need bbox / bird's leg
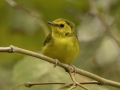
[53,59,60,68]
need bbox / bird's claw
[53,59,60,68]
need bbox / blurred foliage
[0,0,120,90]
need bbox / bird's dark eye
[60,24,64,28]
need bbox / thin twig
[89,0,120,47]
[11,81,98,90]
[88,1,120,88]
[24,81,99,87]
[10,84,24,90]
[0,45,120,88]
[68,71,90,90]
[68,85,76,90]
[5,0,49,36]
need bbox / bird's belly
[43,38,79,64]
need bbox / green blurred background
[0,0,120,90]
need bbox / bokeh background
[0,0,120,90]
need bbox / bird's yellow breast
[42,36,79,64]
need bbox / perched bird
[42,18,79,64]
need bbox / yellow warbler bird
[42,18,79,64]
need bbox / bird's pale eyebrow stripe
[65,21,74,29]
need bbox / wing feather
[43,33,52,46]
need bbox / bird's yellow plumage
[42,18,79,64]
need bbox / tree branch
[10,81,99,90]
[89,0,120,47]
[88,1,120,88]
[5,0,49,36]
[24,81,99,87]
[0,45,120,88]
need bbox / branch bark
[0,45,120,88]
[24,81,99,87]
[10,81,99,90]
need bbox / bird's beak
[47,21,57,26]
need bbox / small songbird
[42,18,79,64]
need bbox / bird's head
[47,18,75,37]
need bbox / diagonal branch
[89,0,120,47]
[0,45,120,88]
[68,71,90,90]
[5,0,49,36]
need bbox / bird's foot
[53,59,60,68]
